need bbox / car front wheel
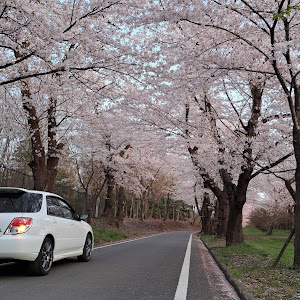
[78,234,92,262]
[28,237,53,276]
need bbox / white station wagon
[0,187,93,275]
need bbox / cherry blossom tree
[173,0,300,265]
[0,0,145,191]
[2,1,299,266]
[123,1,295,246]
[139,0,300,263]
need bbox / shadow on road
[0,258,79,277]
[0,262,28,276]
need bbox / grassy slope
[202,228,300,299]
[92,225,129,243]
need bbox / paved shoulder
[190,234,240,300]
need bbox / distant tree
[249,206,294,233]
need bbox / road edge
[94,232,166,248]
[199,236,255,300]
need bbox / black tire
[78,233,92,262]
[28,237,53,276]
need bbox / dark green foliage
[273,5,299,20]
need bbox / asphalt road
[0,231,240,300]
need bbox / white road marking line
[174,234,193,300]
[93,233,165,250]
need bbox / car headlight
[5,218,33,235]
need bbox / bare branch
[63,1,122,33]
[0,52,35,70]
[251,151,294,179]
[181,18,270,60]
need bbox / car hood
[0,213,24,237]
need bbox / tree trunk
[136,200,139,219]
[225,169,251,245]
[116,185,125,223]
[102,172,114,217]
[22,84,63,192]
[86,193,93,224]
[158,204,162,219]
[293,128,300,265]
[193,189,202,219]
[216,193,229,238]
[144,194,149,219]
[149,200,154,218]
[164,194,170,221]
[91,178,107,218]
[140,193,145,221]
[226,199,244,245]
[267,224,274,236]
[225,84,263,245]
[114,187,117,217]
[172,203,175,221]
[201,193,212,235]
[82,191,88,214]
[130,197,134,218]
[95,197,101,218]
[124,197,128,218]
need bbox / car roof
[0,187,63,199]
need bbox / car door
[46,196,72,256]
[56,199,86,253]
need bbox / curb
[200,237,255,300]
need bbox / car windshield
[0,192,43,213]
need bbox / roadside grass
[92,226,128,243]
[201,227,300,300]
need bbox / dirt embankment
[93,217,200,236]
[120,218,200,235]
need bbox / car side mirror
[79,214,88,220]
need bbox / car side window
[58,199,75,220]
[46,197,64,218]
[47,196,79,221]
